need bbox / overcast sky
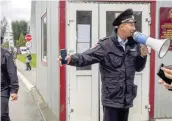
[1,0,31,31]
[1,0,31,21]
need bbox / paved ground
[14,60,172,121]
[16,60,36,86]
[8,60,43,121]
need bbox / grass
[17,54,36,68]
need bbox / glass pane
[77,42,91,70]
[77,24,91,42]
[41,14,47,60]
[106,11,118,37]
[77,11,92,24]
[133,11,142,32]
[76,11,92,70]
[77,43,90,53]
[106,11,142,36]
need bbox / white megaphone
[133,31,171,58]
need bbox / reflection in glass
[41,13,47,60]
[77,43,90,53]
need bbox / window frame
[76,10,92,70]
[41,12,48,62]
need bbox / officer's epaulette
[1,48,11,57]
[99,37,109,42]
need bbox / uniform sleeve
[135,44,147,72]
[68,43,106,67]
[5,53,19,94]
[135,56,147,72]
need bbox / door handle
[68,20,74,25]
[70,109,74,113]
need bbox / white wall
[30,1,36,53]
[154,1,172,118]
[33,1,60,118]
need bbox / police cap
[112,9,136,27]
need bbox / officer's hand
[161,67,172,79]
[58,55,71,66]
[140,45,149,57]
[159,80,172,89]
[11,93,18,101]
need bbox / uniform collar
[117,36,128,45]
[111,30,137,46]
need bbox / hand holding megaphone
[140,45,149,57]
[133,31,171,58]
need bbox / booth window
[41,13,47,61]
[76,11,92,70]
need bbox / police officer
[1,36,19,121]
[59,9,149,121]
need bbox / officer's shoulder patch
[3,49,10,55]
[99,37,109,42]
[91,43,98,49]
[1,48,9,55]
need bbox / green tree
[1,41,9,48]
[11,20,28,45]
[11,20,19,44]
[16,33,26,48]
[19,20,28,35]
[0,16,8,37]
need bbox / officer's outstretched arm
[6,53,19,94]
[68,43,106,67]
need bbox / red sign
[25,34,32,41]
[159,7,172,50]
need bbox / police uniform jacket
[68,33,147,108]
[1,48,19,97]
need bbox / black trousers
[103,106,129,121]
[26,62,31,70]
[1,97,11,121]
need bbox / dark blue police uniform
[1,37,19,121]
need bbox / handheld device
[157,63,172,85]
[60,49,67,65]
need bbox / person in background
[25,49,32,70]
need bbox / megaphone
[133,31,171,58]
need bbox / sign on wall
[159,7,172,50]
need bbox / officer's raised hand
[58,55,71,66]
[140,45,149,57]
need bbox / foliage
[11,20,28,45]
[1,41,9,48]
[0,16,8,37]
[16,33,26,48]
